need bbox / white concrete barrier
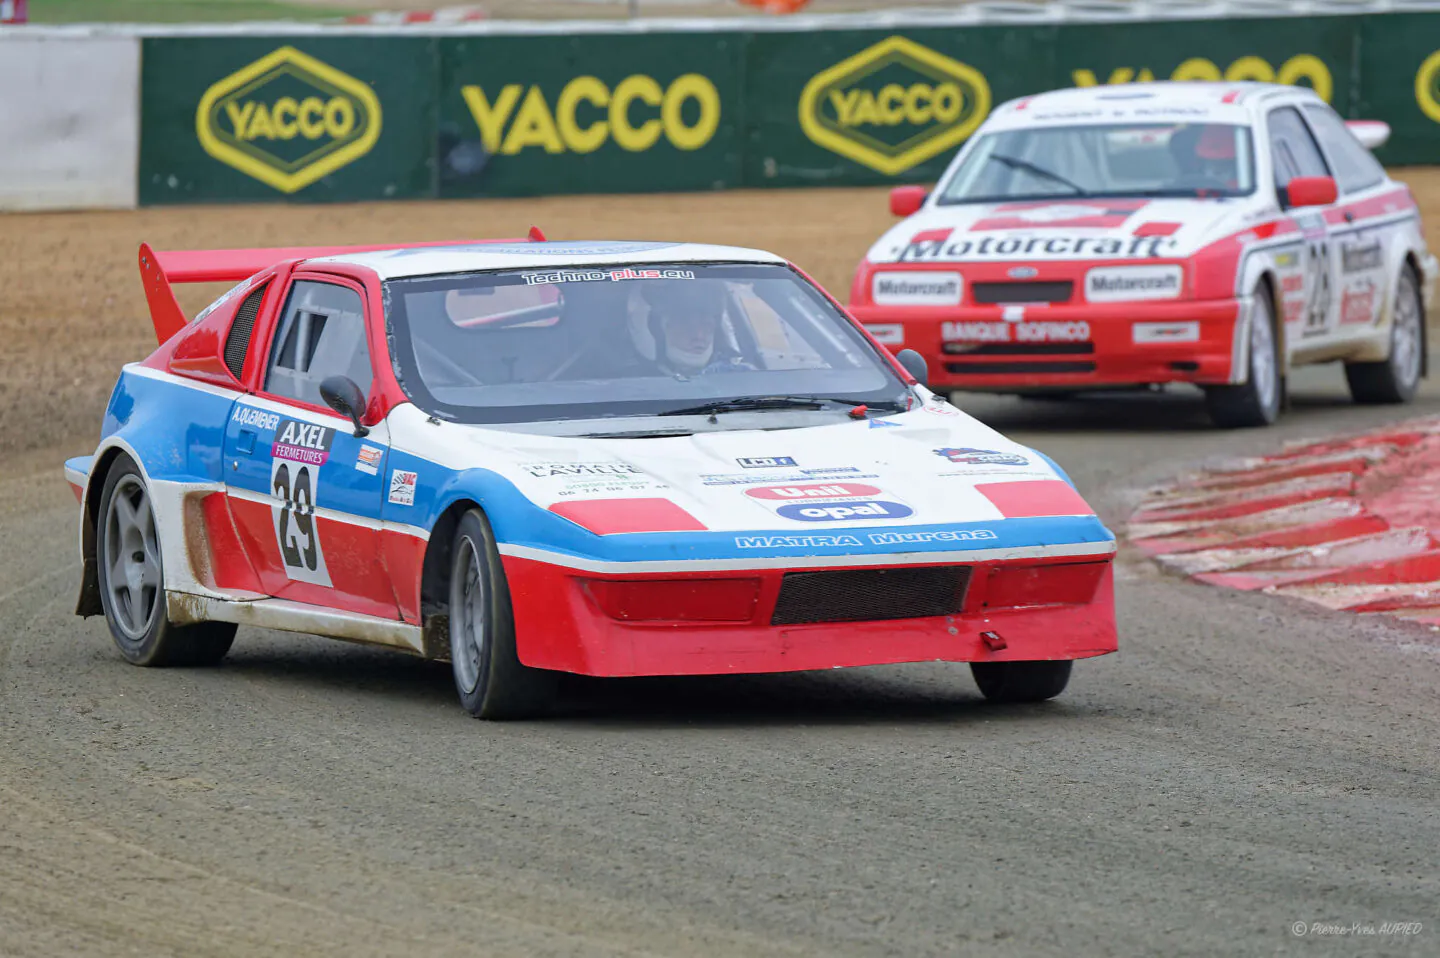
[0,34,140,210]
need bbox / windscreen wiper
[656,396,906,418]
[986,153,1087,195]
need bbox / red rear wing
[138,228,547,344]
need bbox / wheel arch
[417,497,483,656]
[1403,250,1429,378]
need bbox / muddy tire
[971,660,1073,703]
[447,508,556,719]
[96,455,235,667]
[1204,290,1282,428]
[1346,265,1424,405]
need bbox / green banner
[436,33,744,197]
[742,26,1055,188]
[1357,14,1440,166]
[139,36,435,204]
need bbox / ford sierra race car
[65,236,1116,718]
[849,81,1438,428]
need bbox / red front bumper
[851,298,1242,390]
[503,554,1117,677]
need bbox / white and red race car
[848,81,1438,427]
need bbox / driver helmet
[1170,124,1236,176]
[627,281,728,374]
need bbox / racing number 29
[274,462,318,572]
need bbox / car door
[1301,103,1394,333]
[1266,105,1341,343]
[222,274,399,620]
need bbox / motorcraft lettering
[233,406,280,431]
[1084,265,1183,302]
[522,267,695,286]
[271,418,335,465]
[935,447,1029,466]
[871,271,963,306]
[943,320,1091,344]
[898,230,1171,262]
[777,500,914,522]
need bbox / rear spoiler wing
[138,227,547,344]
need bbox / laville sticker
[798,36,991,176]
[195,46,382,194]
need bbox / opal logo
[798,36,991,176]
[776,500,914,522]
[196,46,382,194]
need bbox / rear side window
[265,280,373,407]
[1302,104,1386,194]
[1266,106,1330,190]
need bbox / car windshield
[938,122,1256,204]
[384,262,909,426]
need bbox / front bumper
[504,553,1117,677]
[852,298,1244,390]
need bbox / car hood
[866,196,1263,264]
[392,401,1105,540]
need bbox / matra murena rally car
[66,237,1116,718]
[849,82,1438,428]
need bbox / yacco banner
[436,32,744,197]
[1356,13,1440,166]
[139,36,435,204]
[742,26,1055,188]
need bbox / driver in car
[622,282,755,378]
[1169,124,1238,191]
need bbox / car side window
[1266,106,1330,192]
[265,280,373,407]
[1302,104,1386,194]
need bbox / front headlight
[1084,265,1183,302]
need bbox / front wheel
[448,509,556,719]
[1345,265,1424,404]
[96,455,235,666]
[971,660,1073,703]
[1204,290,1282,428]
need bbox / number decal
[270,458,331,586]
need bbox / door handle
[237,429,257,455]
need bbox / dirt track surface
[4,181,1440,956]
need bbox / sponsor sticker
[898,231,1171,263]
[525,462,644,478]
[737,457,798,469]
[271,418,335,466]
[863,323,905,345]
[1084,265,1183,302]
[1341,240,1383,274]
[1340,281,1378,325]
[522,267,695,286]
[869,418,902,428]
[388,470,418,506]
[869,529,998,544]
[935,447,1029,466]
[923,400,961,417]
[233,406,280,431]
[356,444,383,475]
[746,483,882,501]
[944,320,1090,343]
[269,459,330,586]
[972,200,1149,231]
[700,469,878,486]
[735,534,863,549]
[871,271,963,306]
[777,500,914,522]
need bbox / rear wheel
[971,660,1073,703]
[1345,265,1423,404]
[96,456,235,666]
[448,509,556,719]
[1204,289,1282,428]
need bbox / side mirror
[1345,119,1390,151]
[896,348,928,388]
[1281,175,1338,209]
[319,375,370,438]
[889,185,928,217]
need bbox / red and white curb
[1130,418,1440,625]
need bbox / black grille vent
[971,281,1074,304]
[771,566,970,626]
[946,360,1097,375]
[223,285,266,380]
[944,342,1094,356]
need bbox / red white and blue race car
[66,237,1116,717]
[849,82,1438,427]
